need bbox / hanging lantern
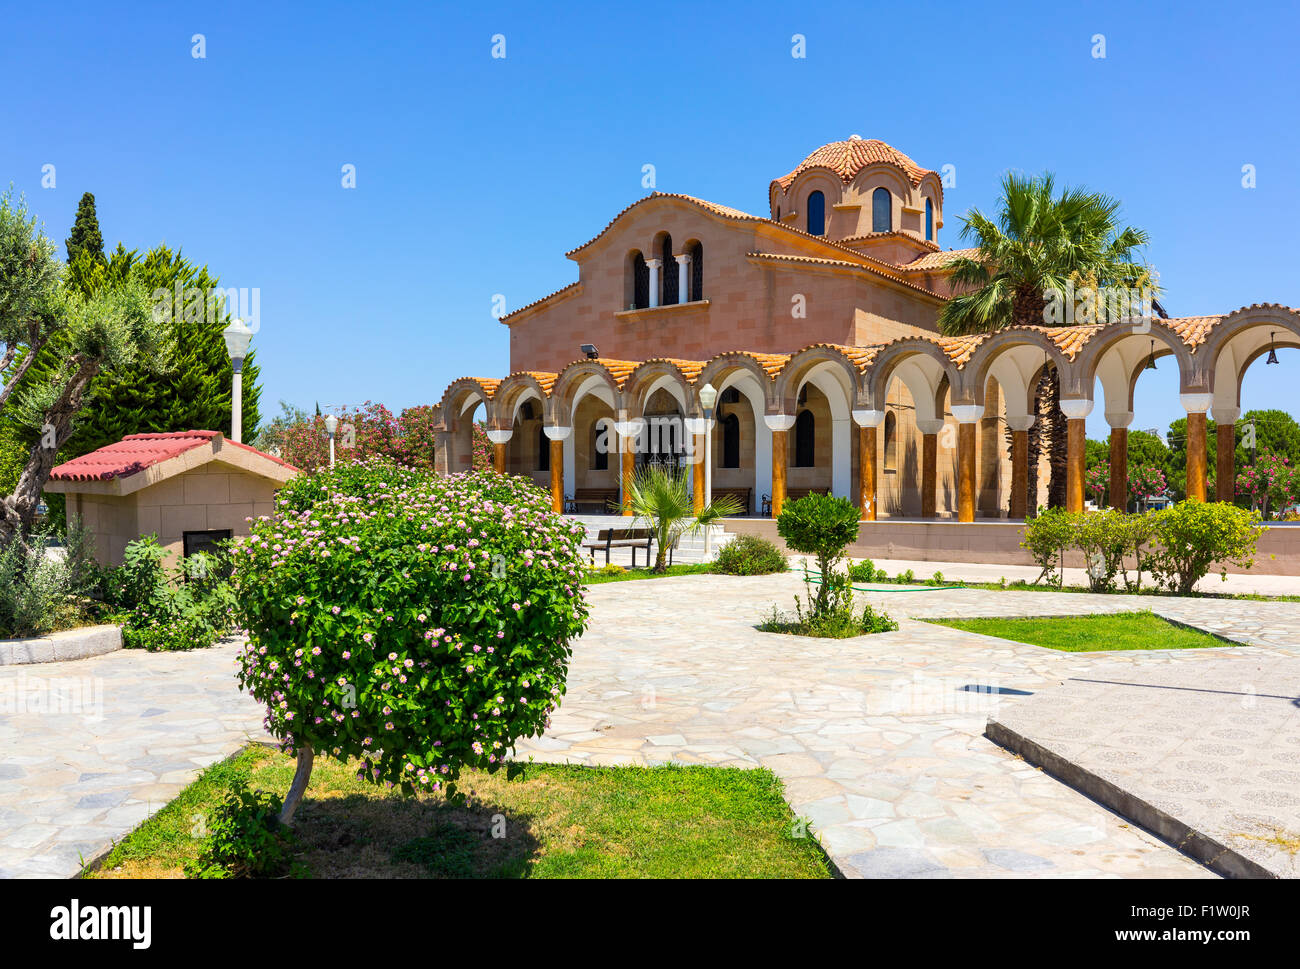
[1145,339,1158,371]
[1266,331,1280,365]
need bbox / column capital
[1180,392,1214,414]
[951,404,984,424]
[1005,414,1036,432]
[674,252,691,263]
[916,418,945,436]
[1211,405,1240,424]
[542,425,572,441]
[485,428,513,444]
[613,418,644,438]
[763,413,796,432]
[851,408,885,427]
[1105,410,1134,429]
[645,258,662,270]
[1059,398,1094,420]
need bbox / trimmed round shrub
[713,534,788,575]
[776,493,860,616]
[232,459,590,814]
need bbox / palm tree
[938,172,1156,511]
[627,464,742,572]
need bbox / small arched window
[794,409,816,467]
[537,426,549,471]
[883,411,897,471]
[721,414,740,469]
[661,234,678,305]
[688,241,703,301]
[924,198,934,242]
[631,251,649,309]
[807,191,825,236]
[591,421,608,471]
[872,188,891,233]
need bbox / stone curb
[984,719,1275,880]
[0,623,122,666]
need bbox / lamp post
[699,382,718,560]
[221,319,254,443]
[324,414,338,468]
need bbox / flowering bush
[231,459,589,822]
[1235,448,1298,519]
[1146,500,1262,594]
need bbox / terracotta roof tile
[901,248,982,272]
[774,138,935,190]
[936,334,990,367]
[1165,315,1224,349]
[49,431,294,482]
[746,252,945,300]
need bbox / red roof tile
[774,138,935,190]
[49,431,295,482]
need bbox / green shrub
[1074,509,1129,592]
[713,534,788,575]
[776,493,859,618]
[1146,500,1262,595]
[931,571,945,585]
[759,570,898,638]
[1021,507,1076,587]
[847,559,877,583]
[184,783,296,879]
[232,458,591,820]
[0,517,100,638]
[900,568,915,584]
[108,536,234,651]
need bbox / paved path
[514,574,1300,878]
[0,642,266,878]
[4,573,1298,878]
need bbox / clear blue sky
[3,0,1296,442]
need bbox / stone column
[1005,415,1035,519]
[952,405,984,523]
[676,253,691,303]
[765,414,795,517]
[1182,393,1212,502]
[693,433,706,512]
[1105,410,1133,511]
[647,258,661,309]
[486,428,512,475]
[434,430,453,477]
[916,419,944,519]
[1059,398,1094,513]
[852,409,883,522]
[1212,405,1239,503]
[542,425,571,513]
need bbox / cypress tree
[65,192,105,266]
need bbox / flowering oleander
[232,458,589,798]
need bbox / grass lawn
[583,562,714,584]
[85,745,833,879]
[924,610,1233,652]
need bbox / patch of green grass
[924,610,1233,652]
[86,747,833,879]
[583,562,714,584]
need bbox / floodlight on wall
[1145,339,1158,371]
[1266,332,1280,365]
[581,343,599,359]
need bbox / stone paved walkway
[0,642,265,878]
[513,573,1300,878]
[4,573,1298,878]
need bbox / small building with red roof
[44,430,298,566]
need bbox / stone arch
[1077,320,1201,397]
[623,360,695,418]
[865,340,958,420]
[437,377,499,430]
[548,360,625,427]
[966,329,1074,411]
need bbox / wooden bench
[582,527,655,566]
[567,488,621,513]
[712,486,752,515]
[761,487,829,516]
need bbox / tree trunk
[279,745,314,826]
[0,356,99,547]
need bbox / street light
[699,382,718,560]
[324,414,338,468]
[222,319,254,443]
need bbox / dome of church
[773,136,934,190]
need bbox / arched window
[872,188,891,233]
[631,251,649,309]
[661,235,678,305]
[807,191,825,236]
[924,198,934,242]
[688,241,703,301]
[590,421,608,471]
[883,410,897,471]
[537,426,549,471]
[721,414,740,469]
[794,409,816,467]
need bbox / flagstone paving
[513,573,1300,878]
[3,572,1298,878]
[0,643,266,878]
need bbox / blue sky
[3,0,1296,442]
